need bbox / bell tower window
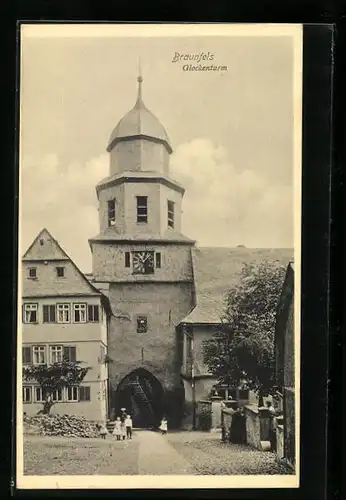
[136,196,148,224]
[107,199,116,227]
[167,200,175,229]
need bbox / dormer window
[56,266,65,278]
[28,267,37,279]
[107,199,116,227]
[167,200,175,229]
[136,196,148,224]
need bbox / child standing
[120,415,126,440]
[99,422,108,439]
[159,416,168,435]
[125,414,133,439]
[113,417,122,441]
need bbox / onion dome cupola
[107,74,172,154]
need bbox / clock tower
[89,72,195,427]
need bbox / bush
[197,407,212,431]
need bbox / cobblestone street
[24,430,291,476]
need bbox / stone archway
[115,368,165,429]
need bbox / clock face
[132,251,155,275]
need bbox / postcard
[17,22,302,489]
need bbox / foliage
[197,406,212,431]
[202,260,286,403]
[23,361,91,390]
[23,361,92,413]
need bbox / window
[43,305,56,323]
[156,252,161,268]
[87,305,100,322]
[63,346,76,362]
[22,346,32,365]
[35,387,45,403]
[56,267,65,278]
[137,316,148,333]
[107,199,116,226]
[67,386,79,402]
[136,196,148,223]
[50,345,63,363]
[33,345,46,365]
[39,239,44,246]
[73,303,86,323]
[125,251,131,268]
[167,200,175,229]
[23,303,38,323]
[79,386,91,402]
[57,304,70,323]
[51,388,63,402]
[28,267,37,279]
[23,386,32,403]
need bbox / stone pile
[23,413,98,438]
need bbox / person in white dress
[159,416,168,435]
[113,417,122,441]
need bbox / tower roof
[107,70,172,154]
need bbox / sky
[20,25,300,272]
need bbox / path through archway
[115,369,164,428]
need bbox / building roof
[89,226,195,245]
[107,75,172,154]
[96,170,184,195]
[22,228,103,298]
[22,228,70,261]
[180,247,294,324]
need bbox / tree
[202,260,286,406]
[23,360,92,414]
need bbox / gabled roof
[22,228,70,261]
[180,247,294,324]
[22,229,103,298]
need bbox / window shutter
[43,306,49,323]
[70,346,76,362]
[80,386,91,401]
[125,252,131,267]
[156,253,161,268]
[63,346,76,362]
[22,346,32,364]
[50,305,56,322]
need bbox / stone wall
[244,405,261,449]
[92,242,194,283]
[107,281,194,392]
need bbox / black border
[3,17,339,500]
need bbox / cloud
[20,139,293,272]
[170,138,293,248]
[20,153,108,271]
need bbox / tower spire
[136,57,143,105]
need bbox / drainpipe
[191,331,196,431]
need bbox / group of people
[113,414,133,440]
[97,413,133,440]
[97,414,168,439]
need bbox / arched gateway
[115,369,164,428]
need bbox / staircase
[129,379,156,427]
